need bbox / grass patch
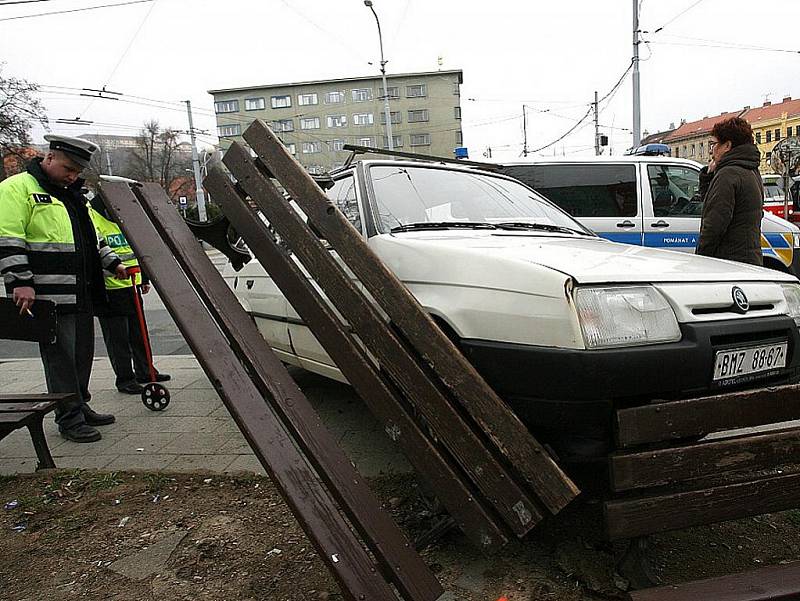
[89,472,123,490]
[143,472,172,493]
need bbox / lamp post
[364,0,394,150]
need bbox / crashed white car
[225,159,800,457]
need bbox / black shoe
[83,406,116,426]
[118,383,144,394]
[136,373,171,384]
[60,424,102,443]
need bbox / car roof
[499,155,702,168]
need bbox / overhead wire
[0,0,152,21]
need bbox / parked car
[225,159,800,459]
[498,156,800,276]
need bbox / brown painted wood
[204,169,509,552]
[605,471,800,540]
[132,182,444,597]
[611,425,800,492]
[99,181,399,601]
[0,393,75,404]
[0,401,59,413]
[223,142,543,537]
[241,119,578,515]
[615,384,800,448]
[628,561,800,601]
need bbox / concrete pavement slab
[105,454,178,471]
[167,454,238,472]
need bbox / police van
[499,156,800,276]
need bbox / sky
[1,0,798,162]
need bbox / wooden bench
[0,393,74,470]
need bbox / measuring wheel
[141,382,170,411]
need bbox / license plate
[713,342,788,381]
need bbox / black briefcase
[0,297,57,344]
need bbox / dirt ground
[1,469,799,601]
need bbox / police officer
[89,196,170,394]
[0,135,124,442]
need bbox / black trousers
[98,312,152,389]
[38,311,94,430]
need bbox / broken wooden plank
[241,118,578,515]
[99,181,400,601]
[223,141,543,537]
[610,425,800,492]
[604,470,800,540]
[615,384,800,448]
[131,182,444,598]
[204,168,509,552]
[628,560,800,601]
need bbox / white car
[225,159,800,458]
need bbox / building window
[683,145,687,156]
[382,86,399,99]
[788,126,794,137]
[285,142,296,155]
[326,115,347,128]
[406,84,427,98]
[379,111,401,124]
[307,165,324,175]
[410,133,431,146]
[302,141,321,154]
[353,113,374,126]
[351,88,373,102]
[690,144,695,157]
[214,100,239,113]
[325,91,345,104]
[699,141,704,158]
[244,97,266,111]
[408,109,429,123]
[454,106,461,120]
[298,93,318,106]
[453,82,460,96]
[300,117,320,130]
[357,136,373,146]
[756,132,762,144]
[383,135,402,148]
[775,128,781,141]
[270,119,294,132]
[456,130,463,146]
[329,139,346,151]
[767,131,772,143]
[217,124,241,137]
[271,95,292,109]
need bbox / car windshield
[368,164,593,235]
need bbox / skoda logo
[732,286,749,313]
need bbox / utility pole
[522,105,529,157]
[632,0,642,148]
[185,100,207,222]
[593,91,600,156]
[364,1,394,150]
[105,148,113,175]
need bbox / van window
[647,165,702,217]
[503,164,637,218]
[326,175,362,232]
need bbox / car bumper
[460,315,800,436]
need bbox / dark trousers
[39,311,94,430]
[98,312,152,388]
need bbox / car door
[287,174,364,379]
[642,163,703,253]
[527,163,643,244]
[235,256,292,354]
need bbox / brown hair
[711,117,753,147]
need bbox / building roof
[744,96,800,126]
[208,69,464,95]
[666,109,746,142]
[640,129,675,145]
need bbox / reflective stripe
[4,271,33,284]
[0,255,28,270]
[117,252,136,262]
[99,245,114,258]
[26,241,75,252]
[0,236,27,248]
[34,274,77,285]
[36,293,76,305]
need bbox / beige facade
[209,70,463,174]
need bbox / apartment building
[209,69,464,174]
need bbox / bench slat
[0,412,35,425]
[0,393,76,403]
[0,401,59,414]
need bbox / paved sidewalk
[0,355,410,477]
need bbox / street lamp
[364,0,394,150]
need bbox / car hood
[373,231,797,284]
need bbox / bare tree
[129,120,191,192]
[0,65,47,180]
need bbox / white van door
[642,163,704,253]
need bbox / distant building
[208,69,464,174]
[665,110,746,164]
[743,96,800,173]
[639,127,675,146]
[79,133,140,150]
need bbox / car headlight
[575,286,681,349]
[782,284,800,327]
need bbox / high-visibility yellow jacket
[0,161,120,312]
[89,205,141,290]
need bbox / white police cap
[44,134,100,168]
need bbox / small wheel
[141,383,170,411]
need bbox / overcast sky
[2,0,798,161]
